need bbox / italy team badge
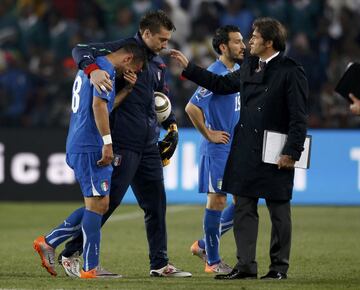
[101,180,109,192]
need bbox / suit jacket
[183,53,308,200]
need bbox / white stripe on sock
[82,226,89,271]
[47,232,77,245]
[46,224,81,238]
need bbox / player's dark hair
[252,17,287,52]
[121,43,147,68]
[139,10,176,34]
[212,25,241,55]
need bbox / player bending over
[33,43,145,279]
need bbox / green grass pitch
[0,202,360,289]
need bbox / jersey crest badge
[199,87,208,96]
[195,87,211,101]
[100,180,109,192]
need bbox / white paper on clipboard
[262,130,311,169]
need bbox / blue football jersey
[189,60,240,157]
[66,56,116,153]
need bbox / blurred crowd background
[1,0,360,129]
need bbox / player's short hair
[252,17,287,52]
[121,43,147,68]
[139,10,176,34]
[212,25,241,55]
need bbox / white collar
[260,51,280,64]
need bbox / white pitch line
[108,205,195,222]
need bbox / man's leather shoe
[260,270,287,280]
[214,269,257,280]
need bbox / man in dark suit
[171,17,308,280]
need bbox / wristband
[84,63,100,77]
[102,134,112,145]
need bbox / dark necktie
[258,60,266,72]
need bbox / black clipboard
[335,62,360,103]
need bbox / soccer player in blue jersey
[185,25,246,274]
[33,43,146,279]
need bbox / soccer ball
[154,91,171,123]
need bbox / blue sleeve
[72,39,130,70]
[93,88,112,102]
[189,63,218,110]
[92,58,115,102]
[189,86,213,111]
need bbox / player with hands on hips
[186,25,245,275]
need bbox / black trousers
[233,196,291,274]
[61,144,168,270]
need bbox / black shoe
[260,271,287,280]
[215,269,257,280]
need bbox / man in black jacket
[58,10,191,278]
[171,17,308,280]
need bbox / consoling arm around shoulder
[72,40,127,93]
[72,40,126,70]
[282,65,309,161]
[182,62,241,95]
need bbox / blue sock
[198,203,235,251]
[82,209,102,271]
[45,207,84,248]
[220,203,235,236]
[204,208,222,265]
[198,238,205,250]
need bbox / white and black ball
[154,91,171,123]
